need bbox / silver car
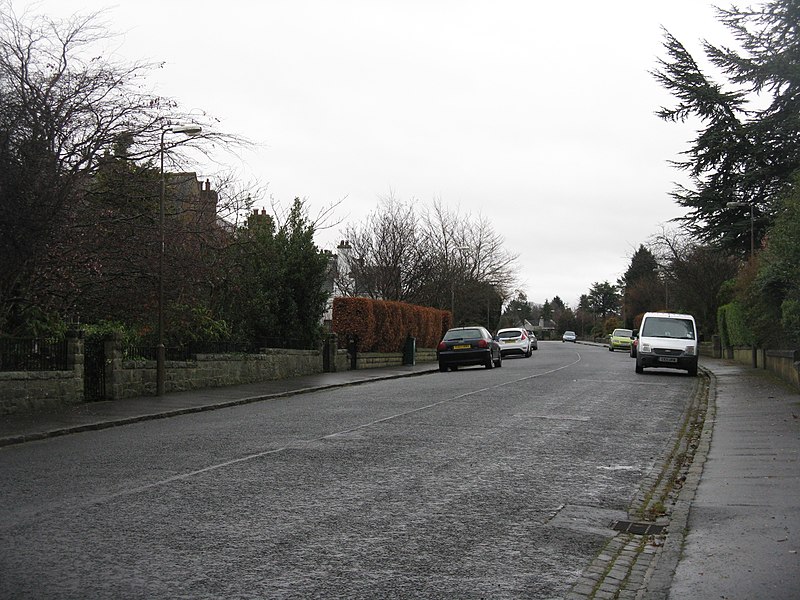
[562,330,577,343]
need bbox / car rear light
[520,332,527,340]
[437,342,447,351]
[477,339,489,348]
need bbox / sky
[17,0,728,307]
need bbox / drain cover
[611,520,666,536]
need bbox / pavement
[0,362,439,447]
[1,355,798,598]
[658,357,800,600]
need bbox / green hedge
[717,302,755,347]
[332,297,450,352]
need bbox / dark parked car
[437,326,502,371]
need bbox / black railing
[0,337,69,371]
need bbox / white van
[635,312,699,376]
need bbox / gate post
[66,330,85,403]
[104,332,123,400]
[347,335,358,370]
[323,333,338,373]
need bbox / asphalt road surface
[0,342,699,599]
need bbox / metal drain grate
[611,520,666,536]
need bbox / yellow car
[608,328,634,352]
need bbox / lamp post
[157,125,202,396]
[726,201,754,259]
[449,245,470,327]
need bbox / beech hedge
[332,297,451,352]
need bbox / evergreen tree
[653,0,800,256]
[218,199,329,346]
[619,245,663,326]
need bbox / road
[0,342,699,599]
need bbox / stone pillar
[323,333,338,372]
[105,332,124,400]
[66,330,85,403]
[711,335,722,359]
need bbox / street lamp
[157,124,202,396]
[450,245,470,326]
[726,201,754,259]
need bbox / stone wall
[727,345,799,391]
[0,337,440,413]
[0,334,84,415]
[108,348,326,400]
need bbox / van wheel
[635,358,644,374]
[688,363,698,377]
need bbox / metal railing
[0,337,69,371]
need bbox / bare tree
[0,4,244,334]
[648,228,738,334]
[338,195,518,326]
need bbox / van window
[641,317,695,339]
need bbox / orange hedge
[332,297,450,352]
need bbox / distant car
[562,330,577,343]
[437,326,502,371]
[608,328,634,352]
[496,327,532,358]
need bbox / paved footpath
[0,363,438,446]
[660,358,800,600]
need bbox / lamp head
[168,125,202,135]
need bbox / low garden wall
[0,369,84,414]
[1,335,438,414]
[726,345,800,391]
[0,334,84,415]
[108,348,327,400]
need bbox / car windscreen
[443,328,483,341]
[641,317,695,339]
[613,329,633,337]
[497,330,521,339]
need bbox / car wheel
[635,357,644,374]
[438,362,448,372]
[494,353,502,368]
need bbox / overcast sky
[21,0,727,307]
